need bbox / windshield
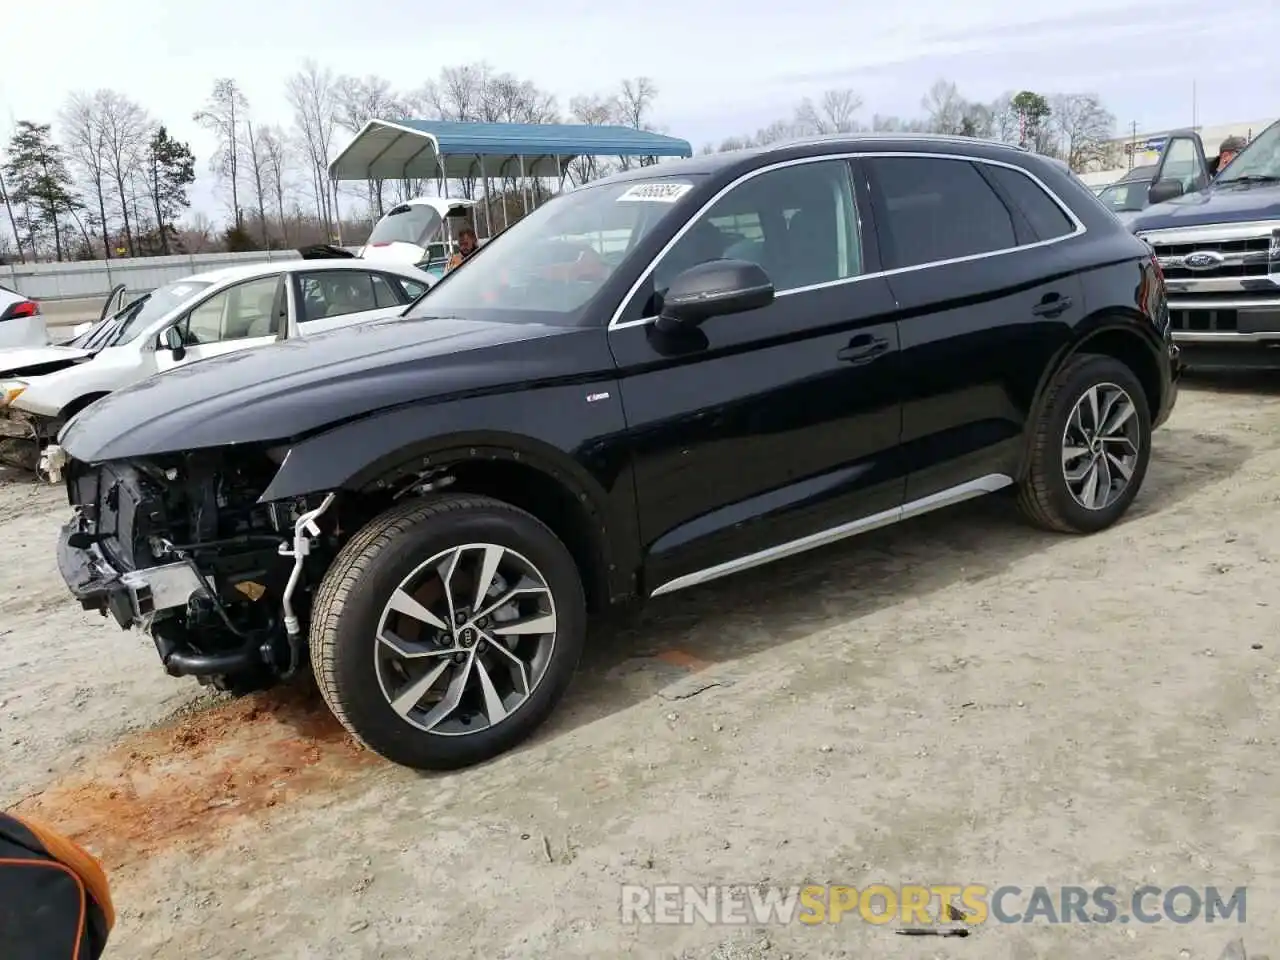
[1098,181,1149,212]
[1215,121,1280,183]
[368,204,443,247]
[404,176,703,322]
[104,280,212,347]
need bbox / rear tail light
[0,299,39,322]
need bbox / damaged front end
[0,405,45,474]
[57,447,344,692]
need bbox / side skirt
[648,473,1013,598]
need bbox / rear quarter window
[984,165,1077,241]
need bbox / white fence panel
[0,248,360,301]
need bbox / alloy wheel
[374,543,558,736]
[1060,382,1141,511]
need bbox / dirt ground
[2,376,1279,960]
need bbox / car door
[861,153,1088,505]
[154,274,287,373]
[608,156,904,595]
[291,269,410,335]
[1148,132,1209,202]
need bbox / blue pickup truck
[1126,120,1280,369]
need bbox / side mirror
[161,326,186,361]
[1148,179,1185,206]
[657,259,774,331]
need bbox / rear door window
[297,271,386,323]
[866,157,1018,269]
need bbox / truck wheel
[1018,353,1152,534]
[310,494,586,770]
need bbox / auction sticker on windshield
[617,182,694,203]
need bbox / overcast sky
[4,0,1276,221]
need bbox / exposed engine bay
[60,449,348,692]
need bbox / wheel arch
[59,391,111,420]
[266,429,640,613]
[1016,310,1164,481]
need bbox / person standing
[446,227,479,272]
[1209,135,1248,177]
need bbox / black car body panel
[53,133,1179,705]
[59,316,596,460]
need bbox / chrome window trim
[608,150,1088,332]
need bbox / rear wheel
[310,494,586,770]
[1018,353,1152,534]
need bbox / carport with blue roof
[328,119,694,233]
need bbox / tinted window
[867,157,1016,269]
[985,166,1075,241]
[652,159,861,302]
[298,271,386,323]
[180,276,282,344]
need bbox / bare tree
[988,93,1021,144]
[334,74,406,216]
[867,113,931,133]
[94,91,151,256]
[567,94,616,184]
[615,77,658,169]
[194,79,250,229]
[0,153,22,262]
[1049,93,1117,171]
[258,126,291,245]
[417,63,492,211]
[175,211,216,254]
[795,88,862,136]
[285,61,339,236]
[921,80,967,135]
[245,119,271,246]
[59,92,114,258]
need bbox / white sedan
[0,258,434,450]
[0,283,46,349]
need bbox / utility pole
[1129,120,1138,170]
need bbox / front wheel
[310,494,586,770]
[1018,353,1152,534]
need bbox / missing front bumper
[57,520,209,629]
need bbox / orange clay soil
[10,684,378,871]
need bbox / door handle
[1032,293,1073,318]
[837,334,890,364]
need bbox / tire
[1017,353,1152,534]
[310,494,587,770]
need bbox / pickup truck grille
[1139,222,1280,340]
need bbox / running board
[648,474,1013,598]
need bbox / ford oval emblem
[1183,250,1225,270]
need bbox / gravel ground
[2,376,1279,960]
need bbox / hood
[0,345,93,378]
[59,314,588,463]
[1128,179,1280,232]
